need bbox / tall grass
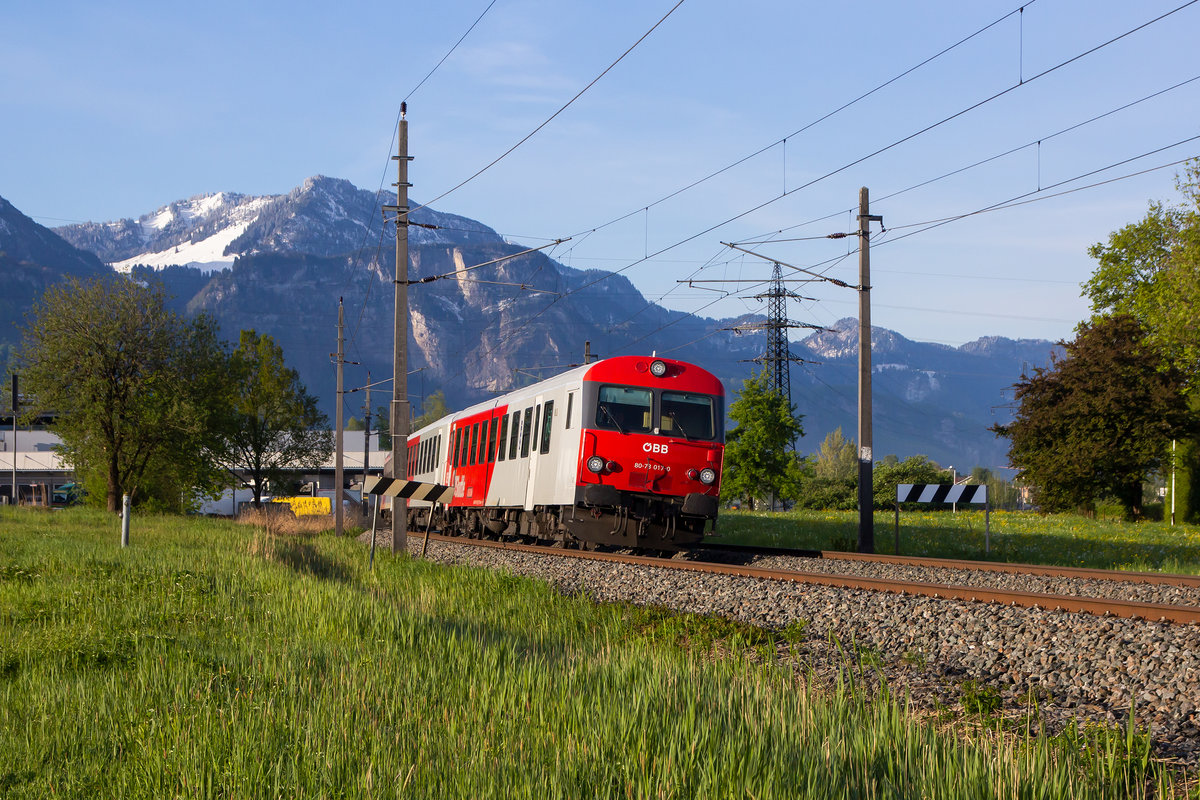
[716,509,1200,573]
[0,508,1191,798]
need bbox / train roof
[407,355,723,440]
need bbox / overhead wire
[403,0,499,105]
[364,1,1199,401]
[527,0,1200,341]
[560,1,1038,243]
[408,0,689,218]
[733,71,1200,245]
[877,142,1200,242]
[340,0,502,371]
[605,138,1200,359]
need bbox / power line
[528,0,1199,332]
[561,1,1037,243]
[341,2,502,359]
[354,2,1199,399]
[403,0,499,104]
[734,72,1200,245]
[880,144,1200,240]
[409,0,689,218]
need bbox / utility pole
[10,374,16,506]
[857,187,882,554]
[335,297,345,536]
[384,103,412,554]
[363,372,371,518]
[584,341,594,364]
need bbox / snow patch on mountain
[111,220,252,273]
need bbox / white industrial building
[0,425,386,510]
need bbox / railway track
[401,531,1200,625]
[692,540,1200,589]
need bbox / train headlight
[698,468,717,485]
[586,456,606,474]
[649,359,668,377]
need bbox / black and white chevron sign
[364,476,455,504]
[896,483,987,504]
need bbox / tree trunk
[107,452,120,513]
[1117,480,1143,521]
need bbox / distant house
[0,426,73,506]
[0,426,385,509]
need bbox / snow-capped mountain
[57,176,495,274]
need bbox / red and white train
[397,355,725,550]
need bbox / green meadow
[715,509,1200,574]
[0,508,1194,798]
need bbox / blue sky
[3,0,1198,347]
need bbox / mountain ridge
[38,177,1059,469]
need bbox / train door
[552,388,582,504]
[523,396,544,510]
[498,405,531,508]
[530,388,571,506]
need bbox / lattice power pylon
[727,262,821,415]
[759,262,798,398]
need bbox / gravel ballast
[368,533,1200,765]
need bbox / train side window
[531,404,541,454]
[539,399,554,454]
[509,411,521,460]
[565,392,574,430]
[477,419,488,464]
[468,423,478,466]
[452,429,461,468]
[487,418,499,462]
[498,414,508,462]
[520,407,533,457]
[461,426,471,466]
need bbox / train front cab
[570,357,724,550]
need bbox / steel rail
[692,542,1200,588]
[414,532,1200,625]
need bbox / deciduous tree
[720,369,804,510]
[414,390,450,429]
[17,277,228,511]
[993,314,1193,518]
[216,330,332,507]
[1085,162,1200,521]
[813,427,858,482]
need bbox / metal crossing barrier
[894,483,990,555]
[364,475,455,505]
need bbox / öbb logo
[642,442,669,454]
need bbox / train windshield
[660,391,715,440]
[595,386,653,434]
[592,384,721,440]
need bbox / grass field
[715,509,1200,573]
[0,508,1194,798]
